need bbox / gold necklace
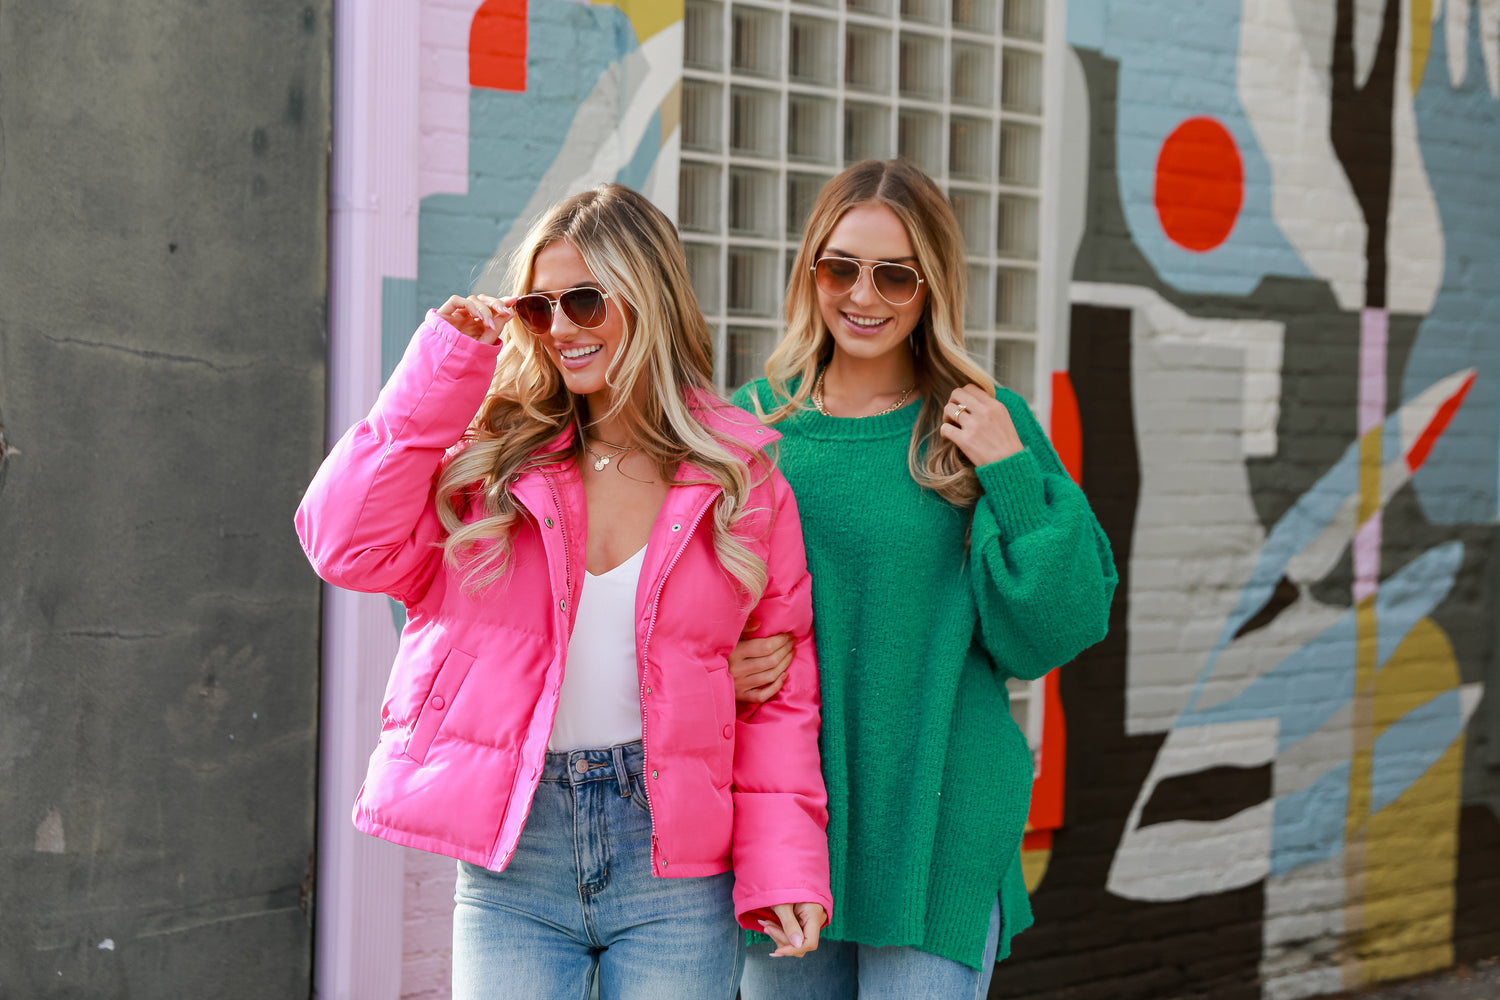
[812,367,916,418]
[582,438,634,472]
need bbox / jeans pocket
[628,774,652,814]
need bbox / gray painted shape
[0,3,329,996]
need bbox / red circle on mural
[1154,117,1243,252]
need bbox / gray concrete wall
[0,3,330,996]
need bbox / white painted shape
[1353,0,1389,88]
[1049,48,1092,378]
[1072,281,1285,457]
[97,939,115,951]
[641,125,682,225]
[1194,596,1346,716]
[1449,0,1472,86]
[474,22,686,294]
[1483,0,1500,96]
[1386,4,1445,314]
[1239,0,1366,313]
[1107,718,1279,901]
[419,0,484,200]
[35,807,64,854]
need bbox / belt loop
[612,744,630,797]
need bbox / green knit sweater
[732,378,1117,970]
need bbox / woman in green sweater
[729,160,1117,999]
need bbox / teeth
[560,345,602,359]
[845,313,887,328]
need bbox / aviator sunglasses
[513,286,613,335]
[811,256,925,306]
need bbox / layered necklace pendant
[593,455,611,472]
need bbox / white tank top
[547,545,648,751]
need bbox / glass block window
[679,0,1051,412]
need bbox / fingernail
[792,934,804,948]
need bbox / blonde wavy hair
[762,159,995,507]
[435,184,768,600]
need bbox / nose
[848,265,882,307]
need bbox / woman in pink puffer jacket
[295,185,830,999]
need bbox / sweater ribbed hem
[975,449,1048,540]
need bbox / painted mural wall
[353,2,1500,999]
[997,2,1500,999]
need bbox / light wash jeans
[452,741,743,1000]
[739,897,1002,1000]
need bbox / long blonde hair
[435,184,768,599]
[763,159,994,507]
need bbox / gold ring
[950,403,968,420]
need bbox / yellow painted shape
[1359,422,1384,525]
[1342,594,1380,986]
[1345,619,1465,989]
[1411,0,1433,94]
[659,79,682,147]
[594,0,683,43]
[1020,846,1052,894]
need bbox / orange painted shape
[1154,117,1244,252]
[1051,371,1083,486]
[1026,668,1067,832]
[1022,829,1053,852]
[1406,372,1476,473]
[470,0,528,92]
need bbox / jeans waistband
[540,740,645,791]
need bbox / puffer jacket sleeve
[729,469,833,929]
[294,311,502,605]
[969,388,1118,681]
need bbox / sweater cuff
[975,448,1047,539]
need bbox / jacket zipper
[639,489,720,874]
[496,473,574,870]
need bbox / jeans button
[574,759,589,774]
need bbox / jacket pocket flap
[405,647,477,764]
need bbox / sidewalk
[1337,959,1500,999]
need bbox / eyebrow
[823,248,919,264]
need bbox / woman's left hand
[759,902,827,958]
[939,384,1024,467]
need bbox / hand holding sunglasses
[437,293,517,346]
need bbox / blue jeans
[739,898,1002,1000]
[452,741,743,1000]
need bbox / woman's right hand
[437,293,515,346]
[730,620,795,703]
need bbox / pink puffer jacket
[295,312,830,927]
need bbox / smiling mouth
[559,345,603,359]
[842,312,890,329]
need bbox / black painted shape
[1233,576,1299,640]
[1455,804,1500,964]
[1330,0,1400,309]
[1139,764,1273,828]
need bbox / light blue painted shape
[1370,688,1468,813]
[1179,542,1464,753]
[382,277,420,384]
[1271,761,1349,877]
[1404,10,1500,524]
[1065,0,1312,296]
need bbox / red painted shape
[1022,829,1053,852]
[1025,669,1067,833]
[1407,371,1477,472]
[1154,117,1243,252]
[470,0,528,92]
[1051,371,1083,486]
